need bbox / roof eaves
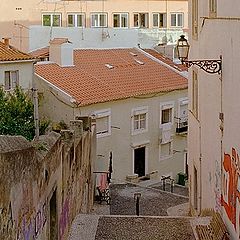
[35,72,77,104]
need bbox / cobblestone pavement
[149,182,189,197]
[95,216,195,240]
[110,183,189,216]
[68,182,196,240]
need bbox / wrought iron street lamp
[176,35,222,74]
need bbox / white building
[0,38,34,90]
[188,0,240,239]
[35,39,188,182]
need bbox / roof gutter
[34,73,77,104]
[135,47,188,78]
[0,59,35,64]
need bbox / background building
[188,0,240,239]
[0,0,188,51]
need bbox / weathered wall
[0,117,96,240]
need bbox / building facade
[188,0,240,239]
[0,0,188,51]
[35,40,188,182]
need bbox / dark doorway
[50,189,58,240]
[134,147,145,177]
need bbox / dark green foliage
[0,86,49,140]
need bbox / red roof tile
[0,42,34,62]
[49,38,70,45]
[144,49,188,72]
[29,46,49,59]
[35,48,187,106]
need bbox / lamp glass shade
[176,35,190,61]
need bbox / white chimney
[49,38,74,67]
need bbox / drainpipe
[199,122,202,214]
[219,55,224,215]
[32,61,39,139]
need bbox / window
[132,107,148,134]
[113,13,128,28]
[160,142,173,159]
[95,109,111,137]
[160,103,174,125]
[162,109,172,124]
[91,13,107,27]
[192,70,198,118]
[67,13,85,27]
[42,13,61,27]
[133,13,149,28]
[134,114,146,130]
[4,71,19,90]
[192,0,198,38]
[170,13,183,27]
[153,13,167,28]
[209,0,217,17]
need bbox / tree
[0,86,46,140]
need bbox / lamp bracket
[183,59,222,74]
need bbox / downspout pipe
[32,61,39,139]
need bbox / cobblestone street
[110,183,189,216]
[68,180,201,240]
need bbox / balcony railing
[175,117,188,133]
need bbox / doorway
[50,189,58,240]
[134,147,145,177]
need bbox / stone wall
[0,117,96,240]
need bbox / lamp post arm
[182,58,222,74]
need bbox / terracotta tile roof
[0,42,34,62]
[35,48,187,106]
[144,49,188,72]
[49,38,70,44]
[29,46,49,59]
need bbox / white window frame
[4,70,19,90]
[159,141,173,161]
[152,13,167,28]
[133,13,149,28]
[94,108,111,138]
[170,12,184,27]
[67,13,85,27]
[42,13,62,27]
[113,13,129,28]
[91,13,108,28]
[160,101,174,128]
[131,106,148,135]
